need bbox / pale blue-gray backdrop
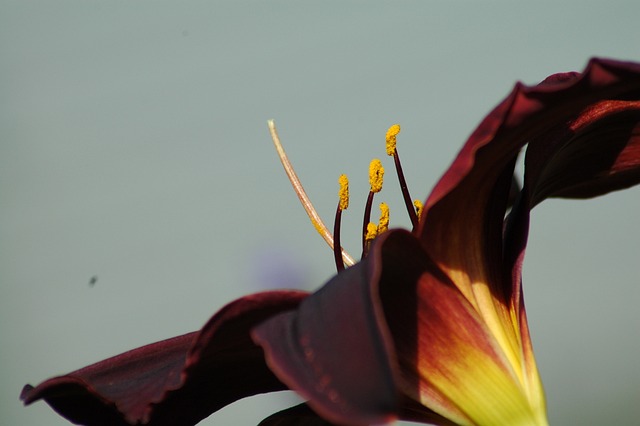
[2,2,639,425]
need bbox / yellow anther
[377,202,389,233]
[385,124,401,156]
[338,174,349,210]
[365,222,378,242]
[413,199,423,219]
[369,159,384,193]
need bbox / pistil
[268,120,355,267]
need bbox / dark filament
[333,202,345,272]
[392,148,419,229]
[361,190,376,258]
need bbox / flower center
[268,120,422,272]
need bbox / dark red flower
[22,58,640,425]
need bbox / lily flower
[22,58,640,426]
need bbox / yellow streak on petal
[519,305,548,421]
[414,273,549,426]
[422,179,529,386]
[418,344,545,426]
[431,265,548,426]
[428,212,527,391]
[445,267,525,387]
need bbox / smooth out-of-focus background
[2,2,639,425]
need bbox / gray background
[2,2,639,425]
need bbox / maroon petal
[252,251,401,426]
[380,231,550,424]
[501,61,640,313]
[21,291,307,426]
[500,76,640,407]
[407,58,640,423]
[252,230,459,426]
[21,332,196,426]
[418,58,640,311]
[504,99,640,307]
[524,100,640,204]
[399,396,459,426]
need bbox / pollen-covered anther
[385,124,401,156]
[369,159,384,193]
[333,174,350,272]
[363,159,383,256]
[377,202,389,234]
[413,199,423,220]
[365,222,378,242]
[338,174,349,211]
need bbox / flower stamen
[386,124,419,229]
[377,202,389,234]
[362,222,378,258]
[268,121,419,268]
[362,159,384,256]
[333,174,349,272]
[413,199,423,221]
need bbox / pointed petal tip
[20,384,35,404]
[20,377,131,426]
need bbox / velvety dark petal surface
[22,291,307,426]
[524,100,640,204]
[503,98,640,315]
[252,255,400,426]
[21,333,196,426]
[374,230,544,425]
[419,58,640,307]
[398,396,459,426]
[254,230,466,426]
[502,69,640,417]
[413,59,640,386]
